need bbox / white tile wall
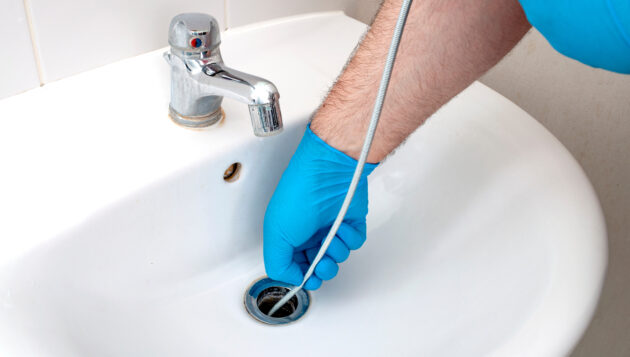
[1,0,378,95]
[0,0,379,99]
[26,0,225,82]
[226,0,373,28]
[0,0,40,99]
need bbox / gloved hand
[263,124,377,290]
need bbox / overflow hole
[223,162,241,182]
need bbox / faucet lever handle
[168,13,221,54]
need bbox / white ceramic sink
[0,12,606,357]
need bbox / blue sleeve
[519,0,630,74]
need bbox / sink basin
[0,12,606,357]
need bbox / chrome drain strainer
[244,277,310,325]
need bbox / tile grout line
[22,0,45,86]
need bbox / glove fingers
[298,262,323,290]
[325,235,351,263]
[293,250,308,264]
[264,235,303,286]
[337,222,366,250]
[304,275,323,290]
[305,247,339,281]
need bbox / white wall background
[1,0,629,355]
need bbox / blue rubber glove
[263,124,377,290]
[518,0,630,74]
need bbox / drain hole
[257,286,298,318]
[223,162,241,182]
[244,277,309,325]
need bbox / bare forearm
[311,0,531,163]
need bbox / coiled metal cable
[269,0,414,317]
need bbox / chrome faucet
[164,13,283,135]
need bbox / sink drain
[244,277,310,325]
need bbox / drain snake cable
[268,0,414,317]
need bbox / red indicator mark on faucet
[190,38,202,48]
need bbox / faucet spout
[195,62,283,136]
[165,13,283,136]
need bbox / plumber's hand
[263,125,377,290]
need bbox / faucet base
[168,106,224,128]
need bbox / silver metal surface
[165,13,283,135]
[168,105,223,128]
[244,277,310,325]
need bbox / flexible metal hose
[269,0,414,317]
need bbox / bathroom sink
[0,12,606,357]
